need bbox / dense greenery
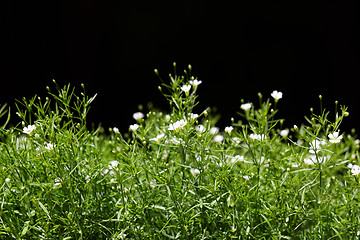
[1,65,359,239]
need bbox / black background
[2,1,359,133]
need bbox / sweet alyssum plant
[1,64,360,239]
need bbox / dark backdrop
[2,1,359,134]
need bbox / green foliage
[1,65,359,239]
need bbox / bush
[1,65,359,239]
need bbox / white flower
[249,133,267,141]
[271,90,283,100]
[190,168,200,176]
[224,126,234,134]
[196,124,206,133]
[113,127,119,134]
[165,115,171,121]
[209,127,219,134]
[168,120,187,131]
[213,135,224,142]
[150,133,165,142]
[280,129,289,137]
[258,156,266,165]
[243,175,250,181]
[350,164,360,175]
[304,154,329,165]
[230,155,244,164]
[129,124,139,131]
[181,85,191,93]
[109,160,119,169]
[34,133,40,138]
[232,137,241,144]
[309,139,326,154]
[190,113,199,119]
[304,157,315,165]
[249,133,257,140]
[54,177,61,187]
[23,125,36,135]
[5,177,10,183]
[241,103,252,111]
[189,79,202,87]
[133,112,144,121]
[328,131,343,144]
[167,137,184,145]
[45,143,54,150]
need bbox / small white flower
[45,143,54,150]
[189,79,202,87]
[5,177,10,183]
[129,124,139,131]
[224,126,234,134]
[165,115,171,121]
[118,233,126,240]
[150,133,165,142]
[190,168,200,176]
[249,133,257,140]
[243,175,250,181]
[309,139,323,154]
[213,135,224,142]
[209,127,219,135]
[241,103,252,111]
[230,155,244,164]
[54,177,61,187]
[304,157,315,165]
[181,85,191,93]
[258,156,266,165]
[109,160,119,169]
[232,137,241,144]
[271,90,283,100]
[328,131,343,144]
[113,127,119,134]
[304,154,329,165]
[350,164,360,175]
[167,137,184,145]
[190,113,199,119]
[168,120,187,131]
[249,133,267,141]
[34,133,40,138]
[23,125,36,135]
[280,129,289,137]
[133,112,144,121]
[196,124,206,133]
